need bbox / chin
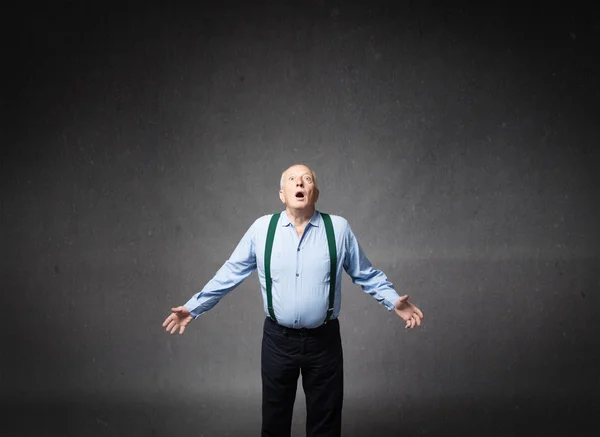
[289,201,312,209]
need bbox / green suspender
[320,213,337,323]
[265,213,281,321]
[264,212,337,325]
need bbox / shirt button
[296,273,299,277]
[297,248,300,251]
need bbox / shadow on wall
[3,256,598,437]
[0,393,597,437]
[346,394,598,436]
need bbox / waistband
[264,316,338,337]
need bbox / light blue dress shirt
[184,210,400,329]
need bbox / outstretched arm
[162,221,257,334]
[343,223,423,328]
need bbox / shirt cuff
[184,299,203,319]
[380,291,400,311]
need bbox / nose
[296,178,304,187]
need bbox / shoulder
[319,212,350,233]
[254,213,276,226]
[250,213,282,234]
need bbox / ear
[279,189,285,204]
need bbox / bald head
[279,164,319,210]
[280,164,318,190]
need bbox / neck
[285,206,315,227]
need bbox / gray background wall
[2,1,598,436]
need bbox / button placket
[295,239,302,325]
[295,240,302,278]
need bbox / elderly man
[162,164,424,437]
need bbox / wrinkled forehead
[285,166,314,179]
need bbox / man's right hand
[162,306,193,335]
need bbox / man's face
[279,165,319,210]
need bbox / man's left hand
[394,295,424,329]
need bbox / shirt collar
[280,209,320,227]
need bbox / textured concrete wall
[2,1,598,436]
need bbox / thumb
[395,295,409,308]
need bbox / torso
[295,226,305,238]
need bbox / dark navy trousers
[261,317,344,437]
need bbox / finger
[414,306,424,319]
[411,313,421,327]
[405,319,410,329]
[162,314,175,327]
[409,317,415,329]
[170,324,179,334]
[165,321,176,332]
[179,325,186,335]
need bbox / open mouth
[295,192,305,199]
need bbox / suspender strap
[320,213,337,324]
[264,212,337,325]
[264,213,280,322]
